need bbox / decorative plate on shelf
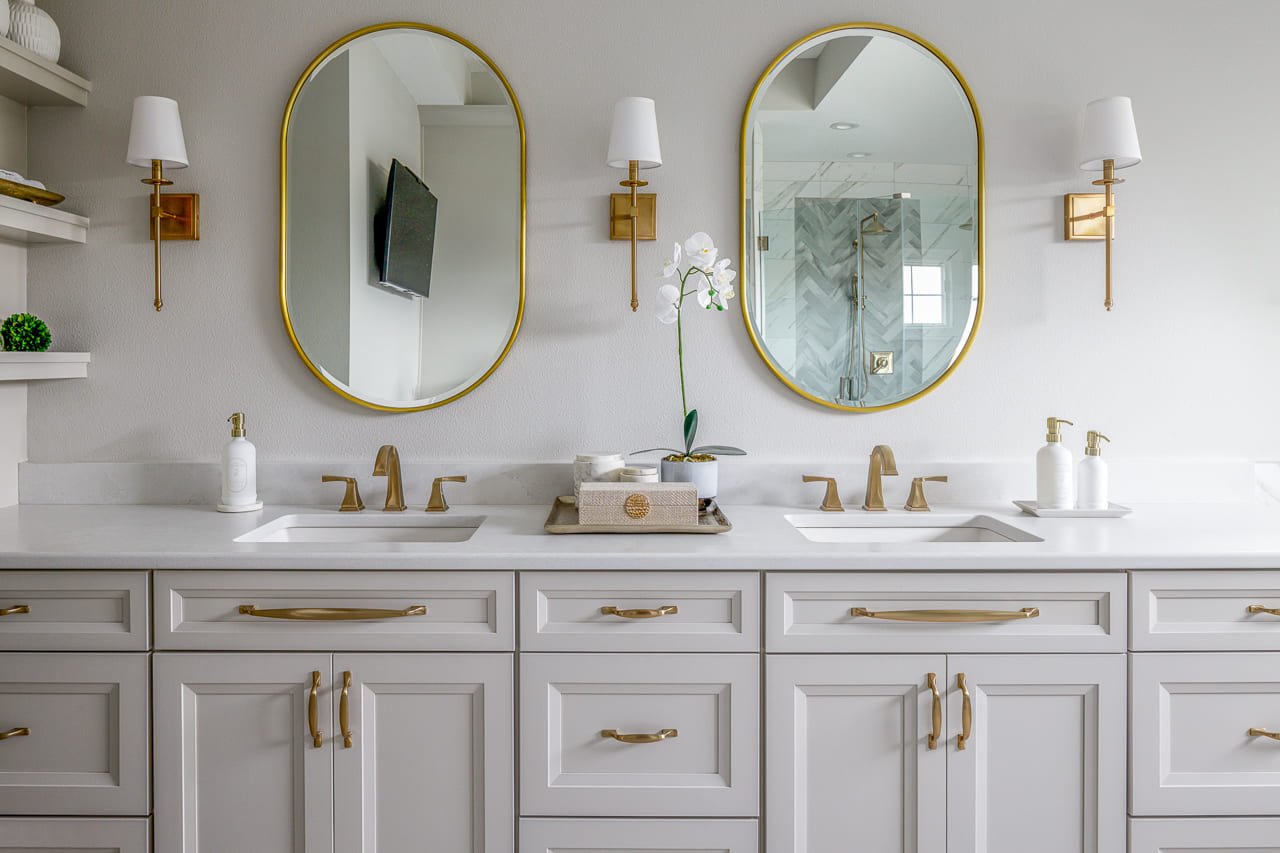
[0,177,63,206]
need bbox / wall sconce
[1063,96,1141,311]
[606,97,661,312]
[126,96,200,312]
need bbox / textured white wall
[22,0,1280,467]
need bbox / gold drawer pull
[600,605,678,619]
[601,728,679,744]
[957,673,972,750]
[851,607,1039,623]
[0,726,30,740]
[1247,605,1280,617]
[340,671,353,749]
[0,605,29,616]
[1248,727,1280,741]
[239,604,427,620]
[927,673,941,750]
[308,671,322,748]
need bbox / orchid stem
[677,269,689,424]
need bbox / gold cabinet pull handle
[600,728,678,744]
[957,673,972,750]
[927,673,942,750]
[0,726,30,740]
[239,604,427,621]
[600,605,678,619]
[308,671,323,748]
[1248,727,1280,741]
[340,671,353,749]
[1247,605,1280,617]
[0,605,29,616]
[851,607,1040,623]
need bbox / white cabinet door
[153,653,334,853]
[0,817,150,852]
[1132,652,1280,815]
[947,654,1126,853]
[1130,817,1280,852]
[766,655,946,853]
[520,818,758,852]
[333,653,513,853]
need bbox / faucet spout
[863,444,898,511]
[373,445,406,512]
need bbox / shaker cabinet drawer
[520,653,759,817]
[520,819,758,853]
[1132,653,1280,815]
[767,573,1126,652]
[520,572,759,651]
[1133,571,1280,650]
[0,572,148,651]
[1130,818,1280,852]
[155,570,514,650]
[0,818,150,852]
[0,653,149,815]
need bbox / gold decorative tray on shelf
[0,178,64,206]
[544,496,733,534]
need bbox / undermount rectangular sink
[236,513,485,544]
[785,513,1042,544]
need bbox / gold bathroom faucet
[373,445,406,512]
[863,444,898,511]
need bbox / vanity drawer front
[520,653,759,817]
[767,573,1126,653]
[1132,653,1280,815]
[155,570,514,650]
[0,572,148,651]
[0,818,150,852]
[520,819,758,852]
[1133,571,1280,650]
[520,572,759,651]
[1130,817,1280,852]
[0,653,149,815]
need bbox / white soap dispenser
[1077,431,1111,510]
[1036,417,1075,510]
[218,412,263,513]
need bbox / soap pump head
[1045,416,1074,443]
[228,412,246,438]
[1085,430,1110,457]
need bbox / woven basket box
[577,482,699,527]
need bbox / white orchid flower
[660,242,682,278]
[655,283,681,324]
[683,232,718,272]
[712,258,736,289]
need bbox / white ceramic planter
[660,458,718,500]
[9,0,58,62]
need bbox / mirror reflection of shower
[838,207,894,406]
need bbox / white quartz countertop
[0,501,1277,570]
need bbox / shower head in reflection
[958,217,974,231]
[860,211,892,236]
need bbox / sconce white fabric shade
[1078,95,1141,171]
[606,96,662,169]
[126,96,189,169]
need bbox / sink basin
[236,513,485,544]
[785,513,1042,544]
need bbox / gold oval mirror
[281,23,525,411]
[740,24,982,412]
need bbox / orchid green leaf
[683,409,698,455]
[692,445,747,456]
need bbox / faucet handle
[426,475,467,513]
[802,475,845,512]
[322,476,365,512]
[905,475,948,513]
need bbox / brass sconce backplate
[609,193,656,240]
[151,193,201,241]
[1063,193,1107,240]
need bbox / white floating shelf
[0,351,90,380]
[0,194,87,244]
[0,38,90,107]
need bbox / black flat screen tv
[376,159,438,298]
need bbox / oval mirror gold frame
[279,22,526,412]
[738,23,983,413]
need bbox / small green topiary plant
[1,313,52,352]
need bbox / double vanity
[2,498,1280,853]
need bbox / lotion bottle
[218,412,263,513]
[1036,417,1075,509]
[1077,431,1111,510]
